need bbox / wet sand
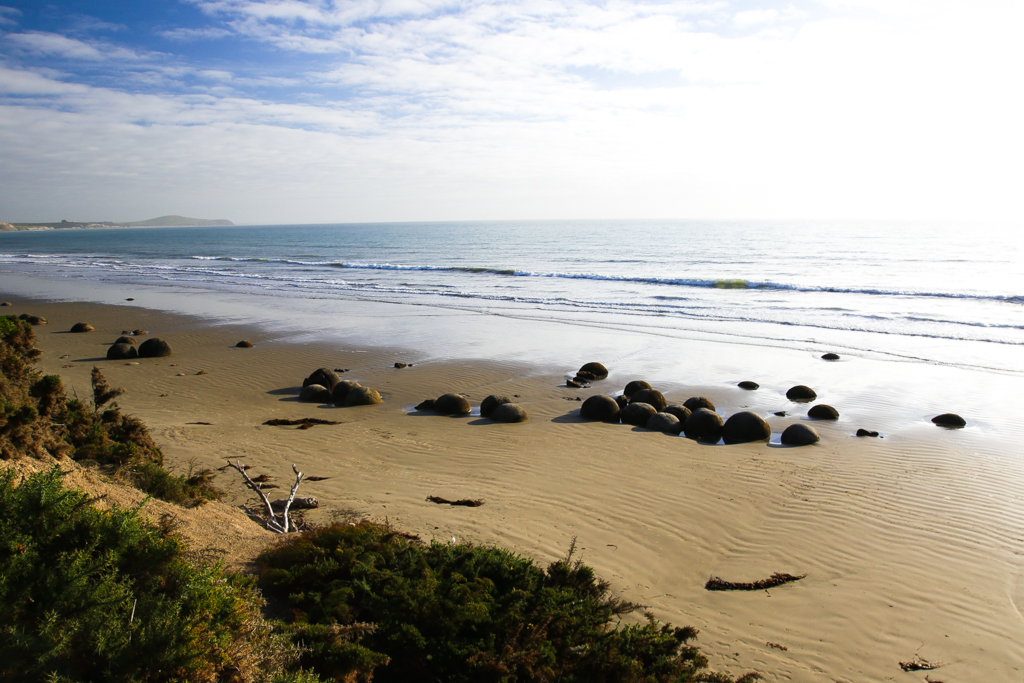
[7,296,1024,682]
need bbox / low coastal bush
[0,466,304,683]
[259,522,759,683]
[0,315,219,506]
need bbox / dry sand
[7,298,1024,682]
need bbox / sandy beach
[6,295,1024,682]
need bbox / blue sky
[1,0,1021,224]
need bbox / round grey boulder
[647,412,683,435]
[808,404,839,420]
[344,386,382,406]
[781,423,820,445]
[722,411,771,444]
[106,343,138,360]
[623,380,652,398]
[683,396,715,412]
[138,338,172,358]
[683,408,724,442]
[304,368,340,391]
[491,403,528,423]
[578,362,608,380]
[115,336,137,345]
[300,383,332,403]
[331,380,363,405]
[738,381,759,390]
[786,385,817,402]
[580,395,620,422]
[481,395,512,418]
[630,388,667,412]
[621,402,657,426]
[932,413,966,428]
[70,322,94,333]
[434,393,471,415]
[664,404,692,422]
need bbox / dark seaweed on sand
[705,573,806,591]
[426,495,484,507]
[263,417,340,427]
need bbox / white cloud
[0,5,20,26]
[161,26,233,41]
[733,8,778,27]
[3,31,147,61]
[0,0,1022,222]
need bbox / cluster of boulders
[415,393,528,423]
[300,368,382,407]
[17,313,47,325]
[575,369,855,446]
[107,334,172,360]
[567,362,608,388]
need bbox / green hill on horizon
[122,215,234,227]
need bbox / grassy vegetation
[0,466,307,683]
[259,522,760,683]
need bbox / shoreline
[5,293,1024,681]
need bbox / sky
[0,0,1021,225]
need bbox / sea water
[0,220,1020,371]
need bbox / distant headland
[0,215,234,231]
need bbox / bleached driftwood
[229,460,304,533]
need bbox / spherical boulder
[580,395,621,422]
[132,329,147,336]
[344,386,382,406]
[70,322,94,333]
[683,408,724,442]
[821,352,840,361]
[578,362,608,380]
[236,340,254,348]
[738,381,759,390]
[683,396,715,412]
[481,395,512,418]
[491,403,528,423]
[623,380,652,398]
[300,383,331,403]
[106,343,138,360]
[781,423,820,446]
[664,404,692,422]
[331,380,363,405]
[304,368,340,391]
[630,388,667,412]
[620,402,657,426]
[0,302,10,306]
[138,338,172,358]
[722,411,771,444]
[647,412,683,435]
[932,413,966,428]
[434,393,471,415]
[615,394,629,409]
[808,404,839,420]
[115,336,137,345]
[786,385,817,402]
[26,315,46,325]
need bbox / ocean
[0,220,1020,373]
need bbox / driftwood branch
[229,460,305,533]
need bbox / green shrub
[259,523,759,683]
[0,466,296,683]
